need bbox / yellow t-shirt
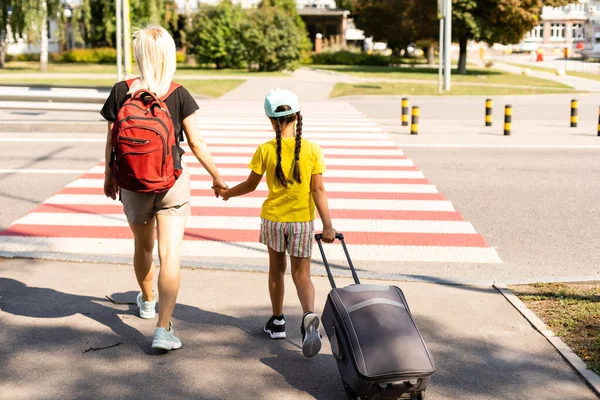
[249,137,326,222]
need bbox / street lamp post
[444,0,452,91]
[116,0,123,81]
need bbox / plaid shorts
[259,218,314,258]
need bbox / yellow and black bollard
[485,99,493,127]
[411,106,420,135]
[504,105,512,136]
[402,98,409,127]
[571,99,578,128]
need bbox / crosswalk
[0,101,502,264]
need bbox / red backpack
[110,79,182,193]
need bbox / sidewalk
[0,258,596,399]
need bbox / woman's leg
[268,247,287,316]
[129,220,156,302]
[290,256,315,314]
[155,215,186,329]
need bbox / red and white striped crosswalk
[0,101,501,264]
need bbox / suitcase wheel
[343,384,361,400]
[410,391,425,400]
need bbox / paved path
[492,61,600,92]
[0,100,500,269]
[221,68,339,101]
[0,258,597,400]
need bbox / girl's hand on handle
[104,175,119,200]
[321,226,337,243]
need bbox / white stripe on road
[198,131,390,139]
[198,124,382,133]
[0,136,398,147]
[87,165,424,179]
[14,213,475,234]
[0,236,502,263]
[393,144,600,149]
[183,156,413,167]
[0,137,105,143]
[66,178,437,194]
[182,146,403,156]
[43,194,456,211]
[0,169,86,174]
[196,120,377,127]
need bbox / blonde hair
[128,25,176,98]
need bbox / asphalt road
[1,95,600,283]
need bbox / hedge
[310,51,393,66]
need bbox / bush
[56,48,117,64]
[310,51,391,66]
[187,1,246,69]
[240,5,306,72]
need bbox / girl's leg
[155,215,186,329]
[129,220,156,302]
[290,256,315,313]
[268,246,287,316]
[291,255,321,357]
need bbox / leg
[129,220,156,302]
[268,247,287,316]
[290,256,315,314]
[155,215,186,329]
[292,256,321,357]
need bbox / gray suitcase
[316,233,435,400]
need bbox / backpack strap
[159,82,183,143]
[159,82,181,101]
[125,78,137,90]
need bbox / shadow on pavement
[0,277,595,399]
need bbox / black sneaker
[301,312,322,357]
[264,315,286,339]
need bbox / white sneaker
[136,291,156,319]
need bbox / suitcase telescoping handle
[315,233,361,289]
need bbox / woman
[100,25,226,351]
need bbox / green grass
[512,282,600,375]
[0,77,245,97]
[0,61,287,76]
[314,65,570,89]
[330,82,575,97]
[507,62,600,82]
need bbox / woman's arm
[218,171,262,200]
[311,173,336,243]
[103,122,119,200]
[182,113,227,190]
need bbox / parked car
[513,39,539,53]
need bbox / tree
[241,4,306,71]
[187,0,245,69]
[259,0,312,54]
[0,0,11,68]
[352,0,573,74]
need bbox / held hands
[321,225,337,243]
[213,185,230,201]
[212,177,229,199]
[103,174,119,200]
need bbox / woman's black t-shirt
[100,81,199,140]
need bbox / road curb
[0,251,500,286]
[494,282,600,397]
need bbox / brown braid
[274,120,289,187]
[270,105,298,187]
[292,112,302,184]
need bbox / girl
[215,89,336,358]
[101,26,227,351]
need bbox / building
[524,1,588,48]
[582,0,600,57]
